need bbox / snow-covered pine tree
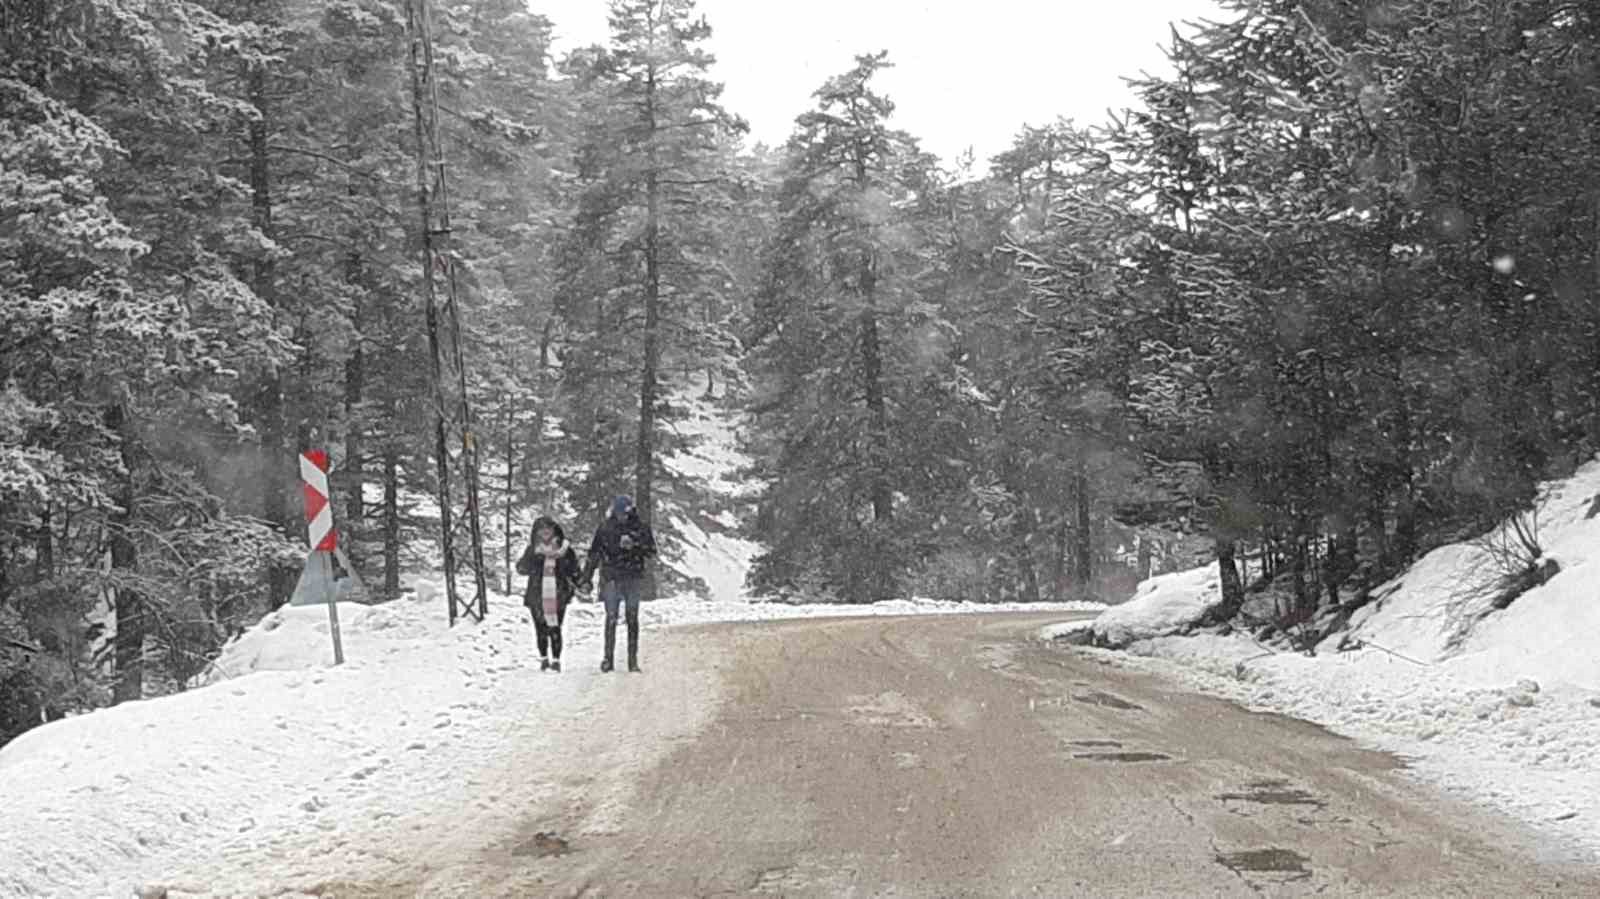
[550,0,746,599]
[745,54,968,603]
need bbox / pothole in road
[1072,691,1143,711]
[1214,847,1312,879]
[1073,751,1171,762]
[1216,779,1327,809]
[845,691,936,728]
[511,831,571,859]
[750,858,856,894]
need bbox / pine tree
[746,54,965,602]
[551,0,745,598]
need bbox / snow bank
[1068,457,1600,859]
[650,596,1106,627]
[1341,457,1600,691]
[0,580,544,899]
[1089,564,1221,648]
[1101,634,1600,860]
[1037,619,1096,642]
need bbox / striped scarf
[538,539,564,621]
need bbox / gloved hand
[620,535,635,550]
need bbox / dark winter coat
[581,510,657,583]
[517,517,582,611]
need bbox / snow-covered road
[0,587,1101,898]
[260,613,1597,897]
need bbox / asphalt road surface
[337,613,1600,897]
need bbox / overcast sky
[533,1,1224,168]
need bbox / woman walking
[516,515,582,671]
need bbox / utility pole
[404,0,488,624]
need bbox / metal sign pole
[297,449,346,666]
[322,551,344,665]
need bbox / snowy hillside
[1070,458,1600,860]
[1338,459,1600,690]
[658,386,762,604]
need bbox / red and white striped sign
[300,449,337,552]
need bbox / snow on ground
[1341,457,1600,691]
[1061,457,1600,862]
[0,584,1102,899]
[1089,564,1221,648]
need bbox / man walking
[580,495,657,673]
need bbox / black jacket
[581,510,657,583]
[517,517,582,609]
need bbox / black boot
[602,614,617,673]
[626,615,641,673]
[550,659,561,673]
[539,657,550,672]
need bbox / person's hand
[620,535,634,550]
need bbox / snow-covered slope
[659,387,761,604]
[1341,458,1600,690]
[1067,457,1600,860]
[0,580,555,898]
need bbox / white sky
[531,1,1224,168]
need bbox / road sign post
[293,449,344,665]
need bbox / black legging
[531,600,567,659]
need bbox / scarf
[538,539,565,621]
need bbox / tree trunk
[1592,193,1600,435]
[852,132,893,525]
[1136,532,1152,581]
[1001,450,1040,603]
[1073,469,1092,589]
[525,315,555,506]
[383,449,400,599]
[859,294,893,523]
[1213,537,1245,621]
[247,54,292,610]
[343,308,364,570]
[1289,530,1311,617]
[1017,518,1043,601]
[341,134,365,572]
[1395,490,1418,564]
[1368,493,1390,575]
[1324,527,1356,606]
[106,404,143,704]
[635,60,662,603]
[35,505,52,579]
[1052,516,1069,598]
[504,402,515,595]
[1011,495,1041,603]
